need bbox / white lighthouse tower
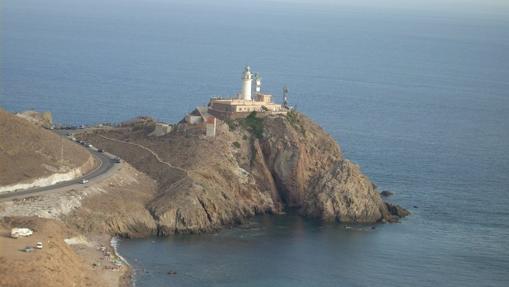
[240,65,253,101]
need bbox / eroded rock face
[81,111,408,237]
[147,175,275,235]
[62,164,159,238]
[261,114,342,208]
[261,113,396,223]
[303,160,390,223]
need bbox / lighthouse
[208,66,287,119]
[240,65,253,101]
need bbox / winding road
[0,131,119,201]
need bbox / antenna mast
[283,85,289,108]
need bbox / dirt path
[97,135,189,175]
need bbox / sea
[1,0,508,286]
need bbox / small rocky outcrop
[380,190,394,197]
[16,110,53,128]
[80,111,408,236]
[385,203,410,219]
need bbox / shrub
[240,111,264,139]
[286,109,306,136]
[224,118,238,131]
[232,141,241,148]
[286,109,299,125]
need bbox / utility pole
[60,136,64,164]
[283,85,289,108]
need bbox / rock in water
[385,203,411,218]
[380,190,394,197]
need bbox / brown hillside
[0,217,113,287]
[0,108,92,186]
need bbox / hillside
[0,217,127,287]
[0,162,156,287]
[0,108,94,187]
[77,111,408,236]
[15,110,53,128]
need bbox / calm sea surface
[1,0,509,286]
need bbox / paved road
[0,132,118,201]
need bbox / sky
[112,0,509,19]
[138,0,509,10]
[3,0,508,16]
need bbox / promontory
[0,66,408,287]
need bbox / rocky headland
[0,108,408,287]
[76,110,408,237]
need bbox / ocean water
[1,0,509,286]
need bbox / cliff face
[79,111,406,236]
[260,112,393,223]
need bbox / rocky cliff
[261,112,397,223]
[79,111,407,236]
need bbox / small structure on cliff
[205,116,216,137]
[207,66,288,120]
[184,106,217,137]
[149,122,173,137]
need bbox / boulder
[380,190,394,197]
[385,203,410,218]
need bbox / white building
[208,66,287,119]
[240,65,253,101]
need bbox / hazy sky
[4,0,508,14]
[130,0,509,18]
[251,0,508,7]
[146,0,509,9]
[247,0,509,12]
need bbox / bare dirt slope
[63,163,158,238]
[0,108,93,186]
[0,162,155,287]
[0,217,111,287]
[79,111,408,236]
